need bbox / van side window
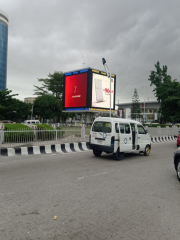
[115,123,119,133]
[120,124,124,134]
[137,125,146,134]
[27,121,30,124]
[32,121,35,124]
[124,124,130,134]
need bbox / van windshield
[92,121,111,133]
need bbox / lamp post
[31,105,33,120]
[102,58,111,117]
[143,86,145,123]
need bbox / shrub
[4,123,32,130]
[4,124,34,143]
[56,127,65,138]
[35,124,54,130]
[35,124,55,141]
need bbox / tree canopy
[148,61,180,122]
[0,89,31,121]
[33,71,75,121]
[33,71,64,100]
[33,95,62,120]
[131,88,141,120]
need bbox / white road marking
[0,192,14,196]
[91,172,108,177]
[78,172,109,180]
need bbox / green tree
[131,88,141,120]
[33,95,62,121]
[0,89,31,121]
[33,71,64,100]
[148,61,180,122]
[33,71,75,122]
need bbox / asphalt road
[0,142,180,240]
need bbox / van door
[130,123,137,150]
[114,122,120,153]
[119,123,132,152]
[91,121,112,147]
[137,124,149,150]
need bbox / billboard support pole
[102,58,111,117]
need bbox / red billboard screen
[65,73,87,108]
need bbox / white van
[23,120,40,124]
[89,117,151,160]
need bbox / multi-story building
[0,9,8,91]
[116,101,160,122]
[24,97,36,104]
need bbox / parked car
[177,132,180,147]
[22,120,40,124]
[145,122,152,125]
[0,120,14,123]
[173,123,180,126]
[174,148,180,181]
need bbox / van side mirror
[145,130,148,134]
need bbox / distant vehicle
[89,117,151,160]
[173,123,180,126]
[177,133,180,147]
[144,122,151,125]
[174,148,180,181]
[0,120,14,124]
[23,120,40,124]
[165,122,173,125]
[145,121,159,125]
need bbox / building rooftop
[116,101,159,105]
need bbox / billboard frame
[63,67,116,112]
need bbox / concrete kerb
[0,142,91,157]
[0,137,177,157]
[150,135,176,143]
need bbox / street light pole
[31,105,33,120]
[102,58,111,117]
[143,86,145,123]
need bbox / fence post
[81,124,85,139]
[32,125,37,141]
[0,124,4,146]
[0,130,4,146]
[166,126,169,136]
[157,126,161,136]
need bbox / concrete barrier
[0,142,90,157]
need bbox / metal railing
[0,126,178,148]
[0,128,90,148]
[146,126,180,137]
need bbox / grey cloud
[1,0,180,102]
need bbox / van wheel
[93,150,102,157]
[144,145,150,156]
[177,161,180,181]
[115,151,124,161]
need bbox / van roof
[94,117,142,124]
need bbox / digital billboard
[64,73,87,108]
[63,68,116,111]
[91,73,114,108]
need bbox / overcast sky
[1,0,180,103]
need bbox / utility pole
[102,58,111,117]
[143,86,145,123]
